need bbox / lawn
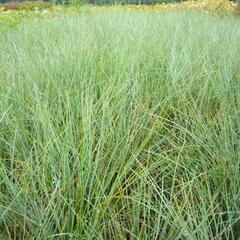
[0,6,240,240]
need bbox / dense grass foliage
[0,11,240,239]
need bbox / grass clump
[0,11,239,239]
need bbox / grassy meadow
[0,5,240,240]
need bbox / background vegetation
[0,0,239,5]
[49,0,240,6]
[0,0,185,4]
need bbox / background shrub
[0,1,52,10]
[235,2,240,14]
